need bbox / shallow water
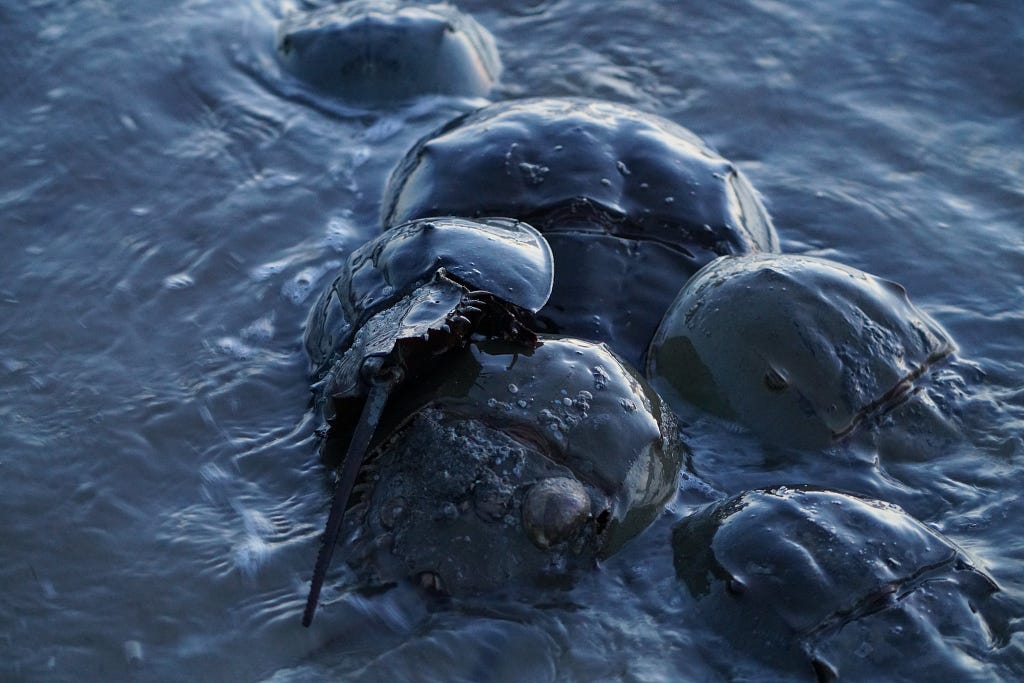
[2,0,1023,681]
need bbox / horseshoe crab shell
[304,216,553,376]
[275,0,501,103]
[380,97,779,366]
[302,217,553,625]
[647,254,955,450]
[672,487,1003,681]
[345,335,686,594]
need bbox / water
[1,0,1022,680]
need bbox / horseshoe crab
[380,97,779,366]
[305,216,553,379]
[672,487,1004,681]
[275,0,501,104]
[342,335,686,596]
[302,217,554,625]
[647,254,956,451]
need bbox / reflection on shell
[381,97,779,366]
[672,487,1002,681]
[305,216,554,375]
[344,336,686,594]
[648,253,955,450]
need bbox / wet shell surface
[304,216,553,375]
[671,487,1003,681]
[276,0,501,103]
[346,335,687,594]
[380,97,779,366]
[647,253,955,450]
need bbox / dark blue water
[2,1,1022,680]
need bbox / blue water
[1,0,1022,680]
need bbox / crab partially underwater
[647,253,957,451]
[301,216,685,625]
[304,215,555,429]
[380,97,780,366]
[345,335,684,596]
[276,0,501,104]
[672,487,1005,681]
[289,72,1002,678]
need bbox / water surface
[2,0,1023,680]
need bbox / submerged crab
[380,97,779,366]
[672,487,1004,681]
[276,0,501,104]
[302,216,554,625]
[345,336,686,595]
[647,254,956,451]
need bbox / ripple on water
[2,0,1024,680]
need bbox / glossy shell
[276,0,501,103]
[381,98,777,250]
[346,336,686,594]
[672,487,1002,681]
[647,254,955,450]
[304,216,553,375]
[380,97,778,365]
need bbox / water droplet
[507,383,519,394]
[518,162,549,185]
[574,390,592,412]
[282,267,325,304]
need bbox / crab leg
[302,368,398,627]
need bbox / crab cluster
[282,2,1004,678]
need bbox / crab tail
[302,372,396,627]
